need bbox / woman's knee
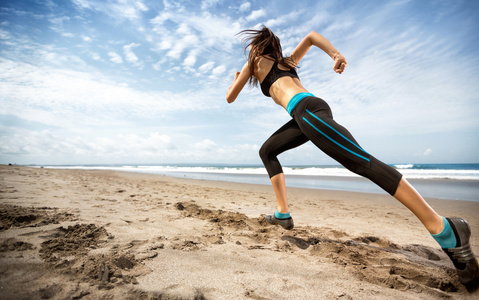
[259,141,272,163]
[345,156,402,195]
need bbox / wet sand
[1,165,478,299]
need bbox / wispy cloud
[123,42,142,68]
[239,2,251,12]
[108,51,123,63]
[201,0,222,11]
[72,0,149,21]
[246,9,266,22]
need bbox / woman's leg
[259,119,309,214]
[296,97,443,230]
[271,173,288,213]
[393,177,443,234]
[294,97,478,291]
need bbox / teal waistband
[286,92,314,115]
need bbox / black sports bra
[260,61,299,97]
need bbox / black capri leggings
[259,96,402,196]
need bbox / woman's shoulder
[253,55,272,67]
[255,55,274,63]
[253,56,275,80]
[255,55,276,68]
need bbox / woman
[226,26,478,292]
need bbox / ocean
[39,163,479,202]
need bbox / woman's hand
[333,53,347,74]
[291,31,347,74]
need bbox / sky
[1,0,478,166]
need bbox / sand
[1,165,478,299]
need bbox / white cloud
[72,0,148,21]
[264,10,301,28]
[118,132,175,153]
[246,9,266,22]
[183,50,198,68]
[211,65,226,76]
[162,0,185,11]
[123,43,142,67]
[198,61,215,73]
[90,52,101,61]
[152,61,162,71]
[108,51,123,64]
[49,16,70,33]
[166,34,199,59]
[167,139,261,165]
[61,32,75,38]
[135,1,148,12]
[194,139,216,151]
[0,126,264,165]
[156,39,172,51]
[0,129,175,161]
[0,28,12,40]
[72,0,90,9]
[176,23,191,35]
[150,11,172,26]
[32,47,87,67]
[150,7,241,64]
[201,0,222,10]
[0,58,227,129]
[239,2,251,12]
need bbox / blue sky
[1,0,478,166]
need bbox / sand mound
[39,223,153,287]
[0,204,75,230]
[0,237,34,252]
[0,206,151,299]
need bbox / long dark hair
[238,26,296,87]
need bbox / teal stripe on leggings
[305,109,369,155]
[303,117,370,162]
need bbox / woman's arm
[290,31,347,74]
[226,62,251,103]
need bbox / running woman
[226,26,478,292]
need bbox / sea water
[39,163,479,202]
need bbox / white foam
[394,164,414,169]
[40,165,479,181]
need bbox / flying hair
[237,26,296,88]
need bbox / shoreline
[37,165,479,202]
[1,166,478,299]
[177,171,479,202]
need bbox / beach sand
[1,165,478,299]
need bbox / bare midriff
[255,56,309,111]
[268,77,309,110]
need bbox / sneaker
[443,217,479,292]
[266,214,294,230]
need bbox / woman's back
[254,56,308,108]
